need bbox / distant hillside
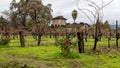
[89,25,120,29]
[110,25,120,29]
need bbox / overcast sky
[0,0,120,24]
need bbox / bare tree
[75,0,114,51]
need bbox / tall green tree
[10,0,52,29]
[0,16,10,38]
[26,0,52,46]
[10,0,52,46]
[103,20,110,29]
[0,16,8,31]
[10,0,28,27]
[103,20,111,49]
[103,20,111,37]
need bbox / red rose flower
[57,33,61,37]
[64,40,69,45]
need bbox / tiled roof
[52,16,67,20]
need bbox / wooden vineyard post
[19,31,25,47]
[77,32,84,53]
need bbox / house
[51,16,67,27]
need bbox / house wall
[52,19,66,26]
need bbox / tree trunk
[77,32,81,53]
[77,32,84,53]
[32,32,37,40]
[108,37,110,49]
[45,33,48,38]
[54,33,57,38]
[81,32,84,53]
[116,37,118,49]
[93,18,100,51]
[50,32,52,38]
[108,29,111,50]
[85,34,88,42]
[93,37,98,51]
[99,33,102,41]
[37,33,42,46]
[116,20,118,49]
[19,31,25,47]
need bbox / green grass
[0,36,120,68]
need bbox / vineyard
[0,0,120,68]
[0,36,120,68]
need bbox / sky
[0,0,120,24]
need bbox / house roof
[52,16,67,20]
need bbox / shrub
[0,38,10,45]
[55,37,77,57]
